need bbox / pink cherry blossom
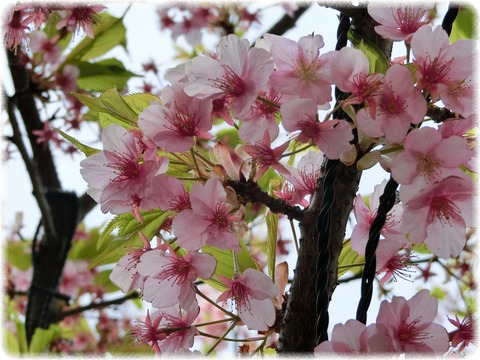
[375,289,449,353]
[173,178,244,251]
[282,150,324,206]
[137,247,216,310]
[368,4,432,43]
[411,25,474,117]
[183,34,274,117]
[3,8,33,52]
[212,142,251,181]
[132,305,199,355]
[280,98,353,159]
[240,131,290,180]
[60,259,94,298]
[263,33,335,106]
[217,268,278,331]
[391,127,472,185]
[315,319,368,353]
[400,174,475,258]
[314,320,394,354]
[55,64,80,95]
[331,47,383,116]
[144,174,191,213]
[56,4,107,38]
[138,84,213,153]
[356,64,427,144]
[80,124,169,222]
[237,87,281,143]
[351,180,405,256]
[375,243,413,285]
[29,31,62,66]
[109,232,155,293]
[32,121,62,147]
[448,313,475,351]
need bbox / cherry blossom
[237,87,281,143]
[32,121,62,147]
[173,178,244,251]
[314,320,393,354]
[375,242,413,285]
[132,305,199,354]
[80,124,169,222]
[351,180,405,256]
[401,175,475,258]
[280,98,353,159]
[391,127,472,185]
[263,33,335,106]
[356,63,427,144]
[217,268,278,331]
[29,31,62,66]
[109,232,156,293]
[411,25,474,117]
[240,131,290,180]
[55,64,80,95]
[184,34,273,118]
[375,289,449,353]
[212,142,250,182]
[144,174,191,213]
[367,4,432,43]
[4,8,33,52]
[138,84,213,153]
[448,313,475,352]
[331,47,383,115]
[56,4,107,38]
[137,247,216,310]
[282,150,324,206]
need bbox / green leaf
[265,212,278,280]
[77,58,139,92]
[337,239,365,277]
[6,240,31,270]
[91,210,172,268]
[73,88,139,129]
[202,239,256,291]
[55,128,100,156]
[68,226,103,260]
[66,13,127,62]
[347,29,389,74]
[29,325,61,354]
[450,6,476,42]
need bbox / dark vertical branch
[6,48,80,345]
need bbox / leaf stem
[195,287,237,319]
[281,144,312,158]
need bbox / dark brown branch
[226,179,304,222]
[54,292,139,321]
[426,105,459,123]
[77,191,99,223]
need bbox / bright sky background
[1,0,469,352]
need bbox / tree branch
[54,292,139,321]
[226,178,304,222]
[427,105,459,123]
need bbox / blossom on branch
[173,178,244,251]
[217,268,278,331]
[137,248,216,310]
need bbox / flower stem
[205,318,239,355]
[190,148,205,180]
[192,149,216,167]
[256,95,281,109]
[198,330,264,343]
[281,144,312,158]
[195,287,237,319]
[194,318,234,328]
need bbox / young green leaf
[55,128,100,156]
[265,211,278,280]
[337,239,365,277]
[202,239,257,291]
[91,210,172,268]
[76,58,139,92]
[73,88,139,128]
[347,29,389,74]
[29,325,61,354]
[66,13,127,62]
[450,6,476,42]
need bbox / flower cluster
[75,3,476,355]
